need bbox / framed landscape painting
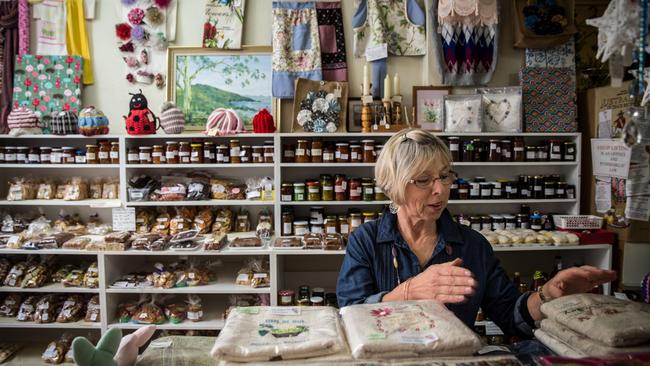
[167,46,274,130]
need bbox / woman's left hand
[543,265,617,299]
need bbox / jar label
[492,189,501,196]
[252,153,261,157]
[326,226,337,234]
[323,186,333,191]
[340,154,349,160]
[514,147,524,152]
[458,189,468,194]
[335,151,341,159]
[284,151,295,157]
[350,190,360,197]
[312,226,323,234]
[28,154,39,162]
[335,185,344,193]
[230,148,240,156]
[98,151,109,159]
[16,153,26,161]
[521,222,530,229]
[110,151,119,159]
[323,153,334,161]
[281,194,292,201]
[312,149,322,156]
[551,153,561,160]
[521,189,529,196]
[481,189,491,196]
[295,193,304,200]
[216,153,224,161]
[264,153,274,157]
[552,146,561,153]
[191,151,200,157]
[450,143,459,151]
[534,185,542,191]
[364,146,374,151]
[490,143,497,150]
[282,223,292,235]
[86,153,96,161]
[41,154,50,162]
[308,187,319,193]
[152,152,163,157]
[504,151,511,159]
[526,152,535,159]
[531,224,542,230]
[545,188,555,195]
[5,153,16,161]
[557,189,565,194]
[76,156,86,164]
[179,151,190,157]
[471,224,481,231]
[364,188,373,194]
[351,152,358,160]
[565,154,574,160]
[281,295,293,304]
[51,154,61,163]
[340,224,349,234]
[506,223,516,230]
[375,186,383,193]
[204,151,211,158]
[470,188,480,197]
[351,218,362,226]
[493,223,505,230]
[296,148,306,156]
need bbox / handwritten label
[270,307,301,316]
[112,208,136,232]
[366,43,388,62]
[591,139,632,179]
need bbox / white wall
[31,0,524,133]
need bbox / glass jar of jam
[215,144,228,163]
[530,214,543,231]
[281,210,294,235]
[75,149,86,164]
[297,286,311,306]
[448,137,460,161]
[563,142,576,161]
[336,143,350,162]
[62,147,76,164]
[374,181,386,201]
[293,182,306,201]
[322,177,334,201]
[473,139,484,161]
[525,145,537,161]
[480,215,492,231]
[323,144,335,163]
[488,139,501,162]
[350,144,362,163]
[39,147,51,164]
[491,215,505,230]
[532,176,544,199]
[16,146,28,164]
[469,216,482,231]
[538,142,549,161]
[229,140,241,163]
[110,142,120,164]
[513,138,525,162]
[504,214,517,230]
[152,145,165,164]
[339,215,350,235]
[310,219,324,234]
[0,146,5,163]
[516,213,529,229]
[480,183,492,199]
[469,181,480,199]
[325,215,339,234]
[335,174,347,201]
[556,181,567,198]
[4,146,16,163]
[85,145,99,164]
[281,183,293,202]
[165,141,179,164]
[361,140,376,163]
[363,212,377,223]
[349,213,362,233]
[544,181,556,199]
[492,180,506,199]
[500,139,512,162]
[362,182,374,201]
[204,142,215,163]
[311,140,323,163]
[98,142,110,164]
[28,147,40,164]
[252,145,264,163]
[294,220,309,235]
[139,146,153,164]
[450,179,459,199]
[549,140,562,161]
[50,148,62,164]
[348,178,361,201]
[518,175,530,198]
[462,140,474,162]
[307,181,321,201]
[282,144,295,162]
[241,145,253,164]
[264,144,274,163]
[505,181,518,199]
[457,179,469,200]
[296,140,310,163]
[279,290,295,306]
[179,142,191,163]
[567,185,576,199]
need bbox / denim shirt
[336,209,535,338]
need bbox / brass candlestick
[392,95,402,124]
[361,83,373,133]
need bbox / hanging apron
[272,1,322,99]
[315,1,347,81]
[352,0,426,97]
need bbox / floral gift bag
[210,306,347,362]
[340,300,481,359]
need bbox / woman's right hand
[405,258,477,303]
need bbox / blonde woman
[336,128,616,337]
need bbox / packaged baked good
[226,183,247,200]
[323,233,344,250]
[51,264,76,283]
[61,269,85,287]
[21,263,49,288]
[303,233,323,250]
[85,295,101,322]
[42,333,73,364]
[83,262,100,288]
[165,303,187,324]
[56,295,84,323]
[170,212,193,237]
[89,179,103,199]
[251,271,270,288]
[212,208,234,234]
[132,233,162,251]
[235,267,253,286]
[4,262,27,287]
[186,263,210,287]
[34,294,61,323]
[256,211,273,244]
[16,295,37,321]
[187,181,210,201]
[186,295,203,322]
[230,236,262,248]
[174,267,189,288]
[170,239,201,251]
[210,179,230,200]
[105,231,132,244]
[235,211,251,232]
[55,184,67,200]
[245,177,263,200]
[117,301,139,323]
[62,236,91,250]
[204,233,228,251]
[273,237,302,248]
[37,181,57,200]
[30,232,75,249]
[7,177,37,201]
[159,176,188,201]
[136,209,155,234]
[152,212,171,236]
[0,258,11,283]
[63,177,89,201]
[133,297,166,324]
[0,343,20,363]
[150,263,176,289]
[128,187,151,202]
[102,178,120,200]
[170,230,199,243]
[193,208,214,234]
[0,293,22,317]
[148,237,168,251]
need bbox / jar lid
[310,296,324,303]
[242,145,251,148]
[294,220,309,225]
[281,183,293,187]
[5,146,15,149]
[496,179,509,183]
[479,182,492,186]
[503,214,516,219]
[111,142,119,145]
[361,182,373,186]
[85,144,97,148]
[306,181,320,186]
[51,148,62,151]
[362,212,375,216]
[179,141,190,144]
[530,214,542,219]
[279,290,295,296]
[16,146,28,149]
[326,215,337,219]
[217,144,228,148]
[360,139,375,143]
[349,144,361,148]
[349,213,362,217]
[489,214,503,219]
[140,146,152,150]
[481,215,492,219]
[293,182,305,186]
[191,143,202,147]
[204,141,214,145]
[501,139,511,142]
[264,140,273,145]
[253,145,264,148]
[152,145,163,148]
[311,206,324,210]
[40,146,51,149]
[229,139,239,143]
[447,136,459,140]
[335,143,349,146]
[470,216,481,220]
[166,141,178,144]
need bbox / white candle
[393,73,400,96]
[383,74,391,100]
[363,63,370,95]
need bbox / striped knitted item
[7,106,39,129]
[78,106,109,136]
[159,102,185,134]
[50,111,79,135]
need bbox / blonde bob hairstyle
[375,128,452,206]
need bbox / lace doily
[438,0,498,27]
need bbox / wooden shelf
[0,283,99,293]
[106,282,270,295]
[0,318,100,329]
[0,164,119,169]
[126,163,274,169]
[126,200,274,207]
[0,199,121,208]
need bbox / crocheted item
[78,106,109,136]
[50,110,79,135]
[205,108,244,136]
[296,90,341,133]
[519,67,577,132]
[438,0,498,27]
[252,109,275,133]
[124,90,157,135]
[159,101,185,134]
[7,106,40,131]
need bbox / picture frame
[347,98,385,132]
[413,86,452,132]
[166,46,275,131]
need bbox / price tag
[112,208,136,232]
[366,43,388,62]
[362,95,374,104]
[484,321,504,336]
[236,307,260,315]
[270,307,301,316]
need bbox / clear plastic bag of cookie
[133,295,166,324]
[131,233,162,251]
[212,208,234,234]
[0,293,22,317]
[34,294,62,324]
[102,178,120,200]
[85,295,101,322]
[104,230,133,244]
[37,180,57,200]
[187,180,210,201]
[89,178,103,199]
[250,259,271,288]
[165,302,187,324]
[136,209,155,233]
[159,176,189,201]
[152,211,171,236]
[83,262,100,288]
[192,207,214,234]
[186,294,203,322]
[256,209,273,244]
[3,262,27,287]
[63,177,89,201]
[186,261,210,287]
[62,269,85,287]
[245,177,263,200]
[234,210,250,232]
[56,294,85,323]
[21,262,49,288]
[203,232,228,251]
[7,177,37,201]
[149,262,176,289]
[226,183,247,200]
[51,264,76,283]
[42,333,73,364]
[0,257,12,283]
[16,295,37,321]
[210,178,230,200]
[0,342,21,363]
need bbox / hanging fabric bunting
[315,0,347,81]
[431,0,499,86]
[271,1,322,99]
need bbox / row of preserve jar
[0,143,119,164]
[127,140,275,165]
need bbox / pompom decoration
[297,90,341,132]
[642,272,650,304]
[128,8,145,25]
[121,0,137,5]
[159,101,185,134]
[252,108,276,133]
[154,0,172,8]
[119,41,135,53]
[126,73,135,83]
[205,108,244,136]
[145,6,164,25]
[131,25,147,42]
[115,23,132,41]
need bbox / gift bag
[292,78,347,133]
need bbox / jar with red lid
[334,174,347,201]
[279,290,295,306]
[348,178,361,201]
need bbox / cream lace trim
[438,0,498,27]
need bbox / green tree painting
[174,53,272,129]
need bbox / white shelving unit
[0,131,612,338]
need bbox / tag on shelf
[484,321,504,336]
[112,207,136,232]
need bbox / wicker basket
[553,215,603,230]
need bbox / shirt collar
[376,208,463,246]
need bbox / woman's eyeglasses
[408,171,458,189]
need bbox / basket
[553,215,603,230]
